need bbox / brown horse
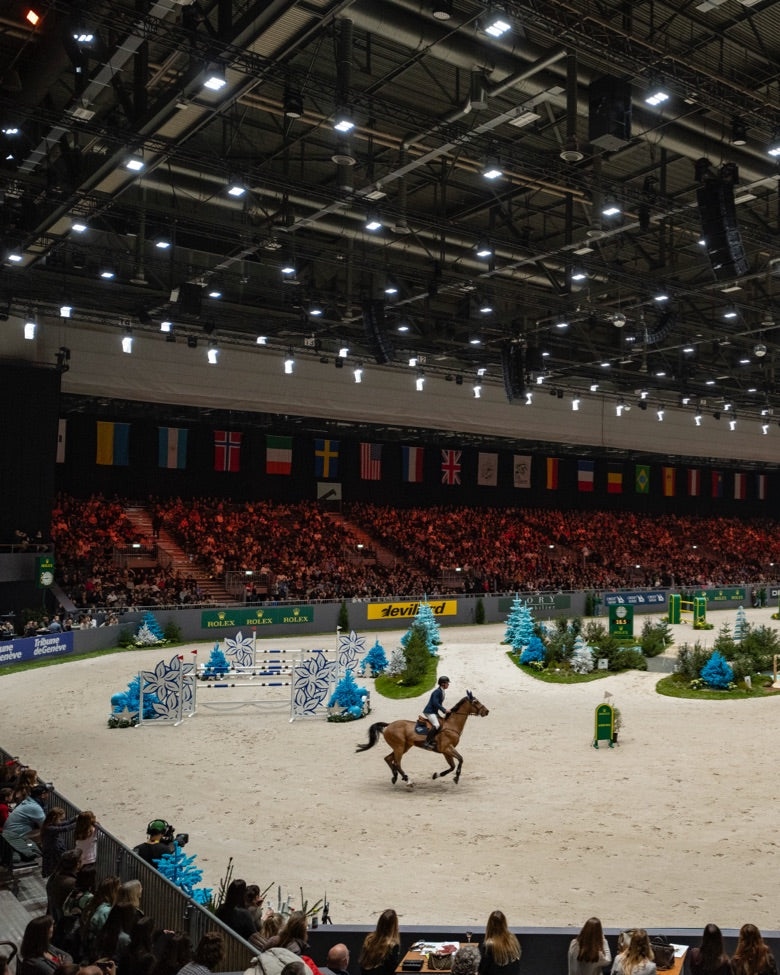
[356,691,489,785]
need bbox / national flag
[158,427,188,469]
[477,452,498,487]
[607,465,623,494]
[401,445,424,483]
[546,458,559,490]
[757,473,767,501]
[360,442,382,480]
[577,460,594,492]
[635,464,650,494]
[314,439,339,479]
[663,466,676,497]
[96,421,130,466]
[441,449,462,486]
[712,470,723,498]
[214,430,242,472]
[734,472,746,500]
[514,455,531,489]
[56,419,67,464]
[687,469,700,497]
[266,435,292,475]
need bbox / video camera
[147,819,189,847]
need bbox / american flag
[360,442,382,480]
[441,449,462,485]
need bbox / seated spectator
[319,945,350,975]
[687,924,730,975]
[452,947,480,975]
[19,916,72,975]
[80,876,121,958]
[150,933,192,975]
[611,930,656,975]
[730,925,777,975]
[215,879,256,940]
[245,885,269,931]
[0,786,13,830]
[264,913,309,957]
[40,808,77,878]
[568,917,611,975]
[358,910,400,975]
[477,912,521,975]
[46,849,83,933]
[175,933,224,975]
[13,767,40,804]
[3,783,51,842]
[98,880,143,960]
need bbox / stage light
[473,383,482,398]
[767,126,780,158]
[26,8,40,26]
[729,417,737,431]
[124,153,144,172]
[207,346,219,364]
[227,180,247,198]
[122,330,133,354]
[284,351,295,374]
[731,118,747,146]
[762,423,769,435]
[60,305,72,318]
[365,211,383,232]
[203,65,227,92]
[475,240,493,259]
[694,412,702,426]
[256,335,267,345]
[482,6,511,37]
[525,391,533,405]
[416,372,425,392]
[572,396,580,411]
[333,107,355,133]
[24,316,36,340]
[208,289,222,299]
[601,196,621,218]
[644,78,670,107]
[481,156,503,180]
[353,366,363,383]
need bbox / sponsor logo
[367,601,457,620]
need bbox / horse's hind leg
[432,748,457,781]
[384,752,399,785]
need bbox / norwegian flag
[441,449,462,486]
[214,430,242,472]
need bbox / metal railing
[0,747,256,973]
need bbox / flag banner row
[79,421,770,498]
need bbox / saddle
[415,715,432,736]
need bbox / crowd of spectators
[33,495,780,616]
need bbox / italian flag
[266,435,292,475]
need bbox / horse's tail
[355,721,388,752]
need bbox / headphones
[147,819,170,835]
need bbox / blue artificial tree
[328,669,369,719]
[156,843,213,905]
[138,611,165,642]
[400,600,441,656]
[503,595,534,652]
[361,639,388,677]
[700,650,734,689]
[202,643,230,679]
[110,675,160,721]
[520,635,546,665]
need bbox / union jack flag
[441,449,461,486]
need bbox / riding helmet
[438,676,450,685]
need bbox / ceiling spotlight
[657,407,665,421]
[525,391,533,405]
[555,317,569,330]
[397,321,410,333]
[207,345,219,364]
[416,371,425,392]
[572,396,580,411]
[762,423,769,435]
[469,335,482,346]
[694,412,702,426]
[384,278,398,296]
[475,240,493,259]
[71,220,88,233]
[644,77,670,107]
[731,117,747,146]
[333,106,355,133]
[6,251,22,263]
[60,304,72,318]
[256,335,267,345]
[590,383,599,392]
[160,320,172,333]
[560,135,584,163]
[124,152,144,172]
[601,195,621,218]
[100,265,115,280]
[284,350,295,374]
[353,366,363,383]
[654,292,669,302]
[280,260,297,276]
[570,268,587,282]
[208,289,222,299]
[729,417,737,431]
[482,6,511,37]
[121,330,133,354]
[754,342,767,357]
[227,179,247,198]
[767,126,780,158]
[26,8,40,25]
[473,383,482,398]
[284,88,304,118]
[612,311,626,328]
[365,211,383,232]
[203,64,227,92]
[432,0,452,17]
[309,302,323,317]
[339,345,349,358]
[723,306,738,319]
[155,236,171,250]
[481,156,503,180]
[23,316,36,340]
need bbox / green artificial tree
[474,598,486,624]
[400,623,430,685]
[337,599,349,632]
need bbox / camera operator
[132,820,175,868]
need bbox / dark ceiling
[1,0,780,417]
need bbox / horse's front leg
[432,747,457,781]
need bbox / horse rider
[422,675,450,749]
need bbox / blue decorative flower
[338,629,366,671]
[224,631,254,667]
[140,655,186,708]
[293,651,337,715]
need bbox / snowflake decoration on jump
[223,630,254,667]
[338,629,366,672]
[292,651,338,716]
[140,654,192,719]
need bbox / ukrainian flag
[96,421,130,466]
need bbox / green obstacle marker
[594,703,614,748]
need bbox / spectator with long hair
[358,909,400,975]
[569,917,611,975]
[81,876,121,957]
[611,930,656,975]
[19,916,72,975]
[215,879,256,940]
[98,880,143,960]
[687,923,731,975]
[263,913,309,957]
[176,934,224,975]
[73,811,100,891]
[478,910,521,975]
[40,809,77,878]
[730,925,777,975]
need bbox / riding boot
[423,727,438,750]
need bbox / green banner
[498,593,571,613]
[609,603,634,637]
[37,555,55,588]
[690,588,745,602]
[200,606,314,629]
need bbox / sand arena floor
[3,609,780,930]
